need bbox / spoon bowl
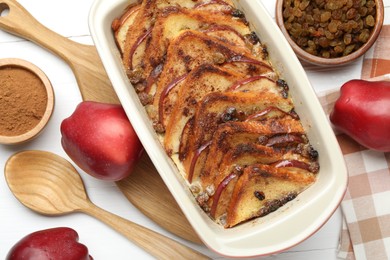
[5,150,88,215]
[5,150,209,259]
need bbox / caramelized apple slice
[229,75,274,91]
[245,106,298,121]
[271,159,320,174]
[209,169,240,220]
[112,4,141,55]
[194,0,234,10]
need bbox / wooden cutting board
[0,0,201,244]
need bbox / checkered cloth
[318,25,390,260]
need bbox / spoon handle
[83,202,209,259]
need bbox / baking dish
[88,0,348,257]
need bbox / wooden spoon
[4,150,209,260]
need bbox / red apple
[7,227,92,260]
[61,101,143,181]
[330,79,390,152]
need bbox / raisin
[231,8,245,18]
[220,107,238,122]
[245,31,260,45]
[254,191,266,201]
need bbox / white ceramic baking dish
[88,0,348,257]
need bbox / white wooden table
[1,1,389,259]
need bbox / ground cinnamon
[0,66,47,136]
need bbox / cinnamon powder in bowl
[0,58,54,145]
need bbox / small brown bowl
[0,58,54,145]
[275,0,384,66]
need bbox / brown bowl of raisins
[275,0,384,66]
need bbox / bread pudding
[112,0,319,228]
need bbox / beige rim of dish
[0,58,55,145]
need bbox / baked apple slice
[111,3,141,55]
